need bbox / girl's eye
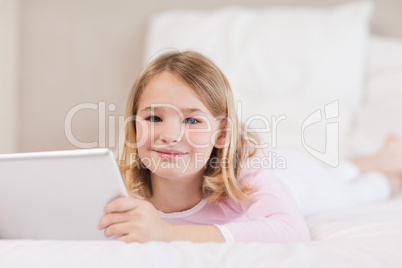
[184,118,199,124]
[146,116,162,122]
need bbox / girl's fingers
[104,197,139,214]
[97,211,129,230]
[115,234,134,243]
[103,221,132,238]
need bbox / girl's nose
[159,123,183,144]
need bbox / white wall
[0,0,20,153]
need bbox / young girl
[97,51,402,243]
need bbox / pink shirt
[157,154,311,243]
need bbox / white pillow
[347,35,402,158]
[144,1,373,165]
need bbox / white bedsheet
[1,193,401,268]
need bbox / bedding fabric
[271,148,391,218]
[1,193,401,268]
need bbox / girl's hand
[97,197,172,242]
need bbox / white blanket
[1,193,401,267]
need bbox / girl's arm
[166,166,311,243]
[218,164,311,243]
[168,224,225,242]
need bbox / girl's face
[135,71,225,182]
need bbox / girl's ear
[214,119,228,149]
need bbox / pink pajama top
[157,153,311,243]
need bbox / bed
[1,192,401,267]
[1,1,402,267]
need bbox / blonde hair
[118,50,260,204]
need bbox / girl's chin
[151,165,204,179]
[153,169,189,179]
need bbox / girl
[97,51,402,243]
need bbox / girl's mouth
[154,149,187,160]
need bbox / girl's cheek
[135,121,151,148]
[187,131,214,149]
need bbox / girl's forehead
[138,72,212,115]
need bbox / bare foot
[376,135,402,174]
[382,172,402,196]
[352,135,402,175]
[352,135,402,196]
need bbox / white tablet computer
[0,148,129,240]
